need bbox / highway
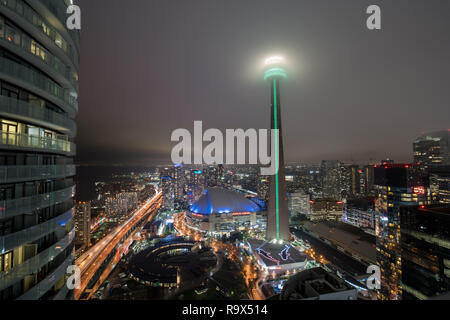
[74,191,162,300]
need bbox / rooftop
[189,188,261,215]
[248,239,307,268]
[280,267,357,300]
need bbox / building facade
[288,191,310,218]
[185,188,260,236]
[160,175,175,212]
[374,164,430,300]
[413,131,450,170]
[309,199,344,222]
[74,202,91,250]
[0,0,79,300]
[400,205,450,300]
[321,160,342,200]
[429,165,450,205]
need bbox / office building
[400,205,450,300]
[413,131,450,170]
[429,165,450,204]
[343,198,375,230]
[309,199,344,222]
[288,191,310,217]
[374,164,430,300]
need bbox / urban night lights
[0,1,449,316]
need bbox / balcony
[0,208,73,254]
[0,131,75,155]
[0,95,76,135]
[17,248,74,300]
[0,185,75,220]
[37,0,80,48]
[0,56,77,112]
[0,229,74,296]
[0,0,77,65]
[0,164,76,184]
[0,20,78,91]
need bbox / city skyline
[1,0,449,304]
[77,0,450,166]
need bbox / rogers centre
[185,188,262,236]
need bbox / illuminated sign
[413,186,426,195]
[232,212,252,216]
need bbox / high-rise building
[205,165,219,188]
[413,131,450,170]
[173,164,185,203]
[186,169,205,205]
[321,160,342,200]
[105,192,138,222]
[0,0,79,300]
[429,165,450,205]
[160,175,175,211]
[343,198,375,230]
[288,191,310,218]
[400,205,450,300]
[364,165,375,195]
[309,199,344,222]
[374,164,430,300]
[257,175,269,202]
[263,57,289,241]
[74,202,91,250]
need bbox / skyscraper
[173,164,185,203]
[257,175,269,202]
[413,130,450,170]
[74,202,91,250]
[288,191,310,218]
[400,205,450,300]
[0,0,79,300]
[160,175,175,212]
[374,164,430,300]
[429,165,450,204]
[321,160,342,200]
[264,57,289,241]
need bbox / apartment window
[0,250,13,272]
[1,83,19,99]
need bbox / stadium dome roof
[189,188,261,215]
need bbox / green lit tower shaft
[264,63,289,241]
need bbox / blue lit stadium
[186,188,262,235]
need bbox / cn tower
[264,56,290,242]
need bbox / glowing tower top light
[264,56,288,80]
[264,55,290,242]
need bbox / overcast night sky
[76,0,450,166]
